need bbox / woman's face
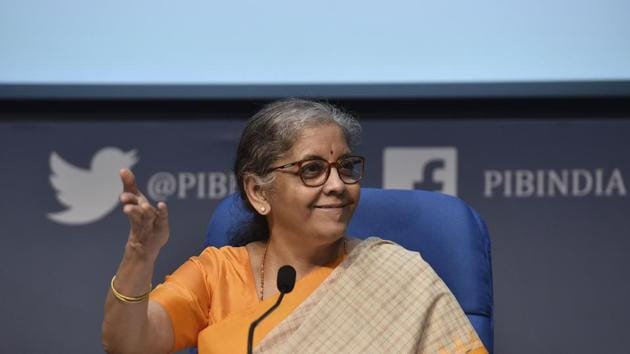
[265,123,360,245]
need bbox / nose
[322,166,346,194]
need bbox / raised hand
[102,169,174,353]
[119,168,170,260]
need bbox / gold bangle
[110,275,152,303]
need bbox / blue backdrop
[1,119,629,353]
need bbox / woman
[102,99,487,353]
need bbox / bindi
[330,150,334,155]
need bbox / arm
[102,169,174,354]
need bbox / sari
[151,237,487,353]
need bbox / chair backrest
[204,188,494,352]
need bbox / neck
[265,234,345,279]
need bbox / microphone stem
[247,292,286,354]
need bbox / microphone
[247,265,296,354]
[276,265,296,293]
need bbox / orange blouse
[150,246,342,353]
[150,246,258,351]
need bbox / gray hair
[230,98,362,245]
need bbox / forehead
[285,124,350,160]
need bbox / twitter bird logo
[48,147,139,225]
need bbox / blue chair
[200,188,494,353]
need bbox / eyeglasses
[269,155,365,187]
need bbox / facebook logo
[383,147,458,196]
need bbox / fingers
[156,202,170,229]
[123,202,159,229]
[119,169,159,222]
[120,168,140,195]
[120,169,150,206]
[120,192,139,205]
[122,204,141,217]
[119,170,170,243]
[123,201,157,217]
[122,198,165,221]
[120,192,152,209]
[122,204,155,219]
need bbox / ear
[243,174,270,215]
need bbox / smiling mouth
[314,203,350,209]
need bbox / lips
[314,203,350,208]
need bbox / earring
[260,207,266,213]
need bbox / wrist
[124,241,160,264]
[114,246,157,296]
[110,275,152,303]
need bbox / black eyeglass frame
[268,155,366,187]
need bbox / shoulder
[196,244,250,268]
[174,245,254,296]
[350,236,443,283]
[349,236,418,259]
[173,245,250,284]
[346,237,449,293]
